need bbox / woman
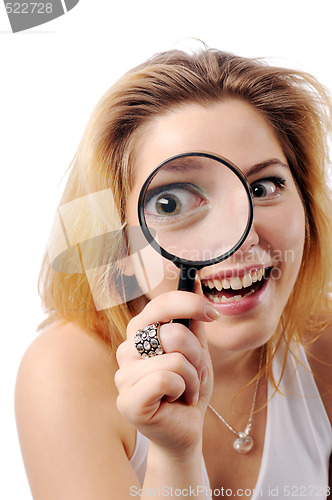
[15,48,332,499]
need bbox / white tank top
[129,344,332,499]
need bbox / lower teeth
[207,289,255,304]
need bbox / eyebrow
[245,159,289,177]
[162,157,205,173]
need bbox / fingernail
[201,367,208,385]
[205,305,221,321]
[192,392,199,406]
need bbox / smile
[201,268,272,304]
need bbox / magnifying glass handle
[173,266,197,329]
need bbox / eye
[251,176,286,200]
[144,183,207,221]
[155,192,181,216]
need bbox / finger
[115,351,200,405]
[159,322,205,379]
[194,274,204,297]
[117,370,186,424]
[117,322,205,382]
[127,290,220,338]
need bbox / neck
[208,344,263,382]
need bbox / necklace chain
[208,347,264,438]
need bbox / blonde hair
[39,48,332,388]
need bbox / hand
[115,284,219,455]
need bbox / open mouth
[201,267,272,304]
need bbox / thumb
[193,274,214,393]
[194,275,204,297]
[190,275,211,349]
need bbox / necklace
[208,348,264,455]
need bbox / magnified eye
[155,193,181,215]
[251,176,286,199]
[144,183,207,221]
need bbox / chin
[205,312,280,353]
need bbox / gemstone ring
[134,322,164,359]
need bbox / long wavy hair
[39,47,332,390]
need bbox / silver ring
[134,322,164,358]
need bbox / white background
[1,1,331,498]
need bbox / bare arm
[114,289,216,498]
[15,311,212,500]
[15,322,141,500]
[307,321,332,497]
[329,455,331,496]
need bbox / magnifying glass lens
[141,154,252,265]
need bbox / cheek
[147,261,180,299]
[258,198,306,274]
[128,245,180,300]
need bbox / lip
[202,269,271,316]
[200,265,271,281]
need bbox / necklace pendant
[233,432,254,454]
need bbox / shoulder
[15,321,138,497]
[305,319,332,426]
[16,320,119,405]
[15,320,130,435]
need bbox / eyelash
[251,175,286,197]
[145,182,201,203]
[267,175,286,186]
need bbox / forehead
[133,99,287,187]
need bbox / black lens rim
[137,151,253,269]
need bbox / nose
[237,221,260,255]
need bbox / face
[126,99,306,352]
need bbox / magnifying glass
[137,152,253,327]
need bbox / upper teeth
[202,269,265,291]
